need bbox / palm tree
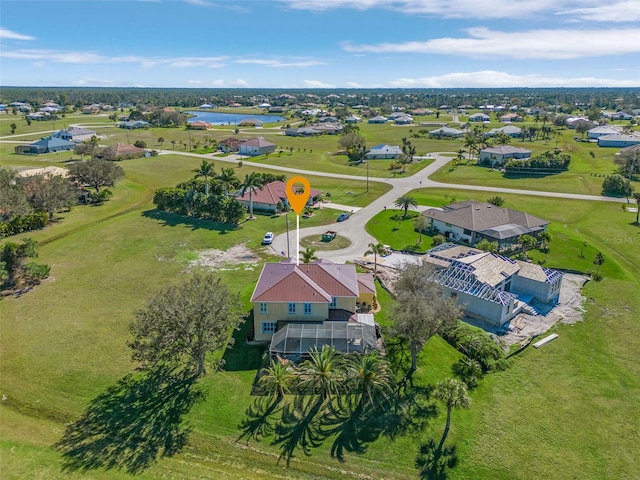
[345,353,393,408]
[241,172,265,219]
[633,192,640,224]
[433,378,470,451]
[301,247,318,263]
[413,215,429,244]
[538,231,552,250]
[157,137,164,146]
[259,360,296,401]
[217,167,239,197]
[394,194,418,218]
[193,159,215,196]
[298,345,342,400]
[519,234,536,258]
[365,242,386,275]
[10,123,17,134]
[593,252,605,276]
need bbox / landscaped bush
[601,174,634,197]
[0,212,49,238]
[504,151,571,176]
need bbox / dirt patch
[188,244,261,271]
[494,273,589,345]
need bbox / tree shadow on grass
[237,396,284,444]
[222,311,267,372]
[141,208,239,234]
[54,367,205,474]
[415,437,459,480]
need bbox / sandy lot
[188,244,261,271]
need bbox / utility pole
[188,130,192,151]
[285,213,291,258]
[366,160,369,192]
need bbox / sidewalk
[318,201,362,213]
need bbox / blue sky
[1,0,639,88]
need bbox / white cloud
[183,0,218,7]
[558,1,640,22]
[0,49,228,67]
[73,78,116,87]
[0,28,35,40]
[387,70,639,88]
[345,81,364,88]
[277,0,564,19]
[235,58,324,67]
[304,79,337,88]
[342,27,640,59]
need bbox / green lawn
[429,128,639,195]
[2,138,640,478]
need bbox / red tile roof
[236,180,322,206]
[251,260,359,303]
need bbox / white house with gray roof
[479,146,532,166]
[422,201,549,249]
[429,126,465,138]
[365,144,403,159]
[597,134,640,148]
[426,243,563,326]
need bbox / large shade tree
[67,158,124,193]
[129,274,244,377]
[391,263,462,381]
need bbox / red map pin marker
[285,176,311,215]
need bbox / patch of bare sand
[188,244,260,271]
[498,273,589,345]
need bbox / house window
[330,297,337,308]
[288,303,296,314]
[463,229,471,235]
[304,303,312,315]
[261,322,277,334]
[259,303,268,315]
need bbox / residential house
[426,243,563,327]
[597,134,640,148]
[218,137,244,152]
[119,120,150,129]
[486,125,522,138]
[238,137,276,156]
[235,180,322,214]
[14,136,75,155]
[268,106,286,113]
[199,104,213,109]
[187,120,211,130]
[82,105,101,114]
[344,115,362,124]
[52,126,97,142]
[479,146,532,166]
[566,117,592,129]
[429,126,465,138]
[100,142,149,160]
[27,112,52,121]
[9,101,32,111]
[422,200,549,249]
[469,113,491,122]
[238,118,263,127]
[250,259,377,345]
[284,127,322,137]
[499,113,523,122]
[367,115,389,124]
[365,144,404,159]
[587,125,622,139]
[308,123,343,135]
[393,114,413,125]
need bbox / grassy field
[429,126,640,195]
[2,118,640,478]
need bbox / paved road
[152,148,629,263]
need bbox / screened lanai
[269,321,378,362]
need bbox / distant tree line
[1,86,638,113]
